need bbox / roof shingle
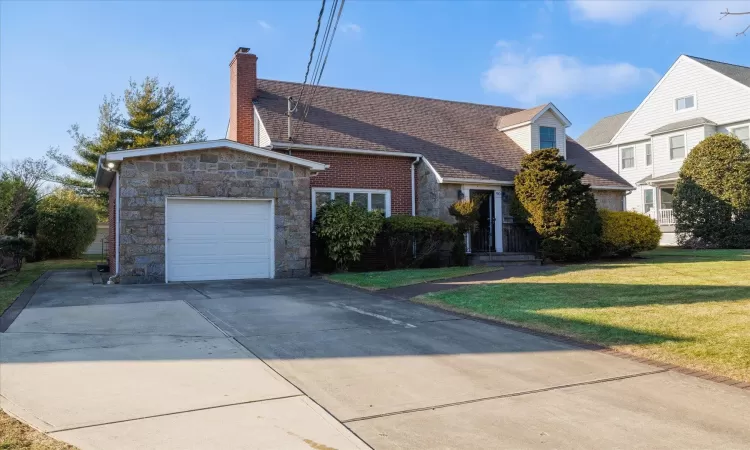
[577,110,633,148]
[254,79,631,189]
[646,117,716,136]
[688,56,750,89]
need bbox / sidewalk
[380,264,558,299]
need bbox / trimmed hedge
[314,200,384,271]
[599,210,660,257]
[35,190,98,259]
[674,134,750,248]
[381,215,457,268]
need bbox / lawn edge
[0,271,53,332]
[323,266,503,291]
[411,296,750,390]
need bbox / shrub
[448,197,482,233]
[35,190,98,259]
[0,235,35,272]
[674,134,750,248]
[514,148,601,261]
[599,210,660,256]
[381,215,456,269]
[315,200,384,271]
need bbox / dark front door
[470,190,495,252]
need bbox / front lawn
[419,249,750,382]
[0,409,77,449]
[327,266,501,290]
[0,259,96,315]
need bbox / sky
[1,0,749,166]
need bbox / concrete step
[469,259,542,267]
[467,253,542,267]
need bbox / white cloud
[343,23,362,33]
[495,40,514,48]
[569,0,750,37]
[481,49,659,105]
[258,20,272,30]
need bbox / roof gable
[497,103,571,131]
[688,56,750,90]
[578,110,632,149]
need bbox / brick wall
[108,176,117,273]
[290,150,416,215]
[228,49,257,145]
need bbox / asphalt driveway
[2,271,750,449]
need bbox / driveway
[2,271,750,449]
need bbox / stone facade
[593,190,625,211]
[116,148,311,283]
[415,161,460,222]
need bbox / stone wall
[415,161,459,222]
[117,148,311,283]
[593,190,625,211]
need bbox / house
[94,47,631,283]
[580,55,750,246]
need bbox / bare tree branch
[719,8,750,36]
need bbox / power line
[292,0,346,140]
[292,0,327,114]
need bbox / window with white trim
[643,188,655,214]
[731,126,749,147]
[621,147,635,169]
[669,135,686,160]
[312,188,391,218]
[674,95,695,112]
[539,126,556,149]
[645,143,652,166]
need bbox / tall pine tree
[48,78,205,217]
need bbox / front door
[470,190,495,252]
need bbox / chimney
[229,47,258,145]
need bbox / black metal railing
[503,223,540,253]
[471,227,494,253]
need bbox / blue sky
[1,0,749,165]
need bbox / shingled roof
[577,110,633,148]
[254,79,631,189]
[688,56,750,89]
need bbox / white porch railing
[659,209,675,225]
[647,209,675,225]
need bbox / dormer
[497,103,572,158]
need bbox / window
[645,144,652,166]
[621,147,635,169]
[674,95,695,112]
[669,135,686,159]
[660,189,674,210]
[731,126,749,147]
[539,126,556,149]
[312,188,390,218]
[643,189,655,214]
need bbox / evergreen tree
[513,148,601,261]
[48,79,205,217]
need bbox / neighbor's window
[312,188,390,218]
[674,95,695,111]
[731,126,749,147]
[621,147,635,169]
[643,189,655,214]
[539,126,556,149]
[669,135,686,159]
[645,143,652,166]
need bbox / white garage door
[166,198,273,282]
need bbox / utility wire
[292,0,327,113]
[293,0,345,139]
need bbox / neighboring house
[95,48,630,283]
[83,222,109,256]
[580,55,750,246]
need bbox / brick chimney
[228,47,258,145]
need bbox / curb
[409,297,750,392]
[0,271,52,332]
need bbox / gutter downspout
[115,171,121,278]
[411,157,420,216]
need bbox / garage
[165,198,274,282]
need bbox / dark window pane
[334,192,351,203]
[315,192,331,210]
[540,126,556,149]
[352,193,368,208]
[371,193,386,212]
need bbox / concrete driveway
[2,271,750,449]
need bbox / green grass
[0,259,97,315]
[327,266,502,290]
[419,249,750,382]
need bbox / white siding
[651,126,706,177]
[254,107,272,147]
[613,56,750,145]
[504,125,532,153]
[532,110,567,158]
[590,146,619,170]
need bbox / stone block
[136,161,155,172]
[200,154,219,163]
[168,162,181,172]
